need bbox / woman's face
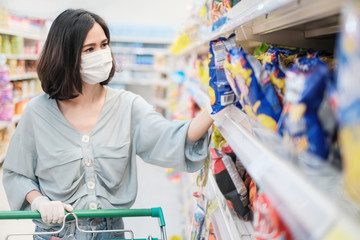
[82,22,109,55]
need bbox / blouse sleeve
[2,106,39,210]
[132,96,209,172]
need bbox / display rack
[174,0,360,239]
[110,37,173,118]
[0,26,44,164]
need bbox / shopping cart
[0,207,167,240]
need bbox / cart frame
[0,207,167,240]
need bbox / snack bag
[253,192,293,240]
[277,54,331,159]
[208,33,238,114]
[225,47,281,131]
[210,148,250,219]
[335,0,360,204]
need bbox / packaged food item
[208,33,238,114]
[225,47,281,131]
[335,0,360,204]
[1,34,11,54]
[210,148,250,219]
[253,192,293,240]
[190,194,207,240]
[277,54,331,159]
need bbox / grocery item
[335,0,360,204]
[225,47,281,131]
[210,148,250,218]
[277,54,331,159]
[253,192,293,240]
[208,33,238,114]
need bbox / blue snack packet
[277,54,331,159]
[225,47,281,131]
[208,33,238,114]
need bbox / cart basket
[0,207,167,240]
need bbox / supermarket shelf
[184,81,360,239]
[214,105,360,240]
[111,36,173,45]
[179,0,343,55]
[154,79,170,88]
[5,54,38,60]
[0,121,11,131]
[0,27,46,41]
[121,64,154,72]
[111,77,154,86]
[184,78,208,109]
[11,114,21,124]
[111,47,170,56]
[206,172,253,240]
[9,72,38,81]
[14,93,42,104]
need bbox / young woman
[2,9,214,239]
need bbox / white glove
[31,196,73,224]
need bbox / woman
[2,9,214,239]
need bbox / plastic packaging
[335,0,360,204]
[225,47,281,131]
[208,33,238,114]
[277,54,331,160]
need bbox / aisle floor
[0,157,185,239]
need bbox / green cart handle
[0,207,167,240]
[0,207,166,227]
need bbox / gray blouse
[2,87,208,214]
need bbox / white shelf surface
[111,36,173,45]
[9,72,38,81]
[121,64,154,72]
[111,47,170,56]
[178,0,344,55]
[0,27,46,41]
[111,78,154,86]
[5,54,38,60]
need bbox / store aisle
[124,157,185,239]
[0,157,186,239]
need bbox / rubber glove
[31,196,73,224]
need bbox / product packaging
[335,0,360,204]
[224,47,281,131]
[208,33,238,114]
[253,192,293,240]
[210,148,250,219]
[277,54,331,160]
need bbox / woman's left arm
[187,110,214,142]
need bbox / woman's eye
[84,47,93,53]
[102,42,109,47]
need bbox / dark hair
[37,9,116,100]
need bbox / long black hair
[37,9,116,100]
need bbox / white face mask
[80,48,113,85]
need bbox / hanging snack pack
[208,33,238,114]
[224,47,281,131]
[253,192,293,240]
[335,0,360,204]
[277,54,331,159]
[210,148,250,219]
